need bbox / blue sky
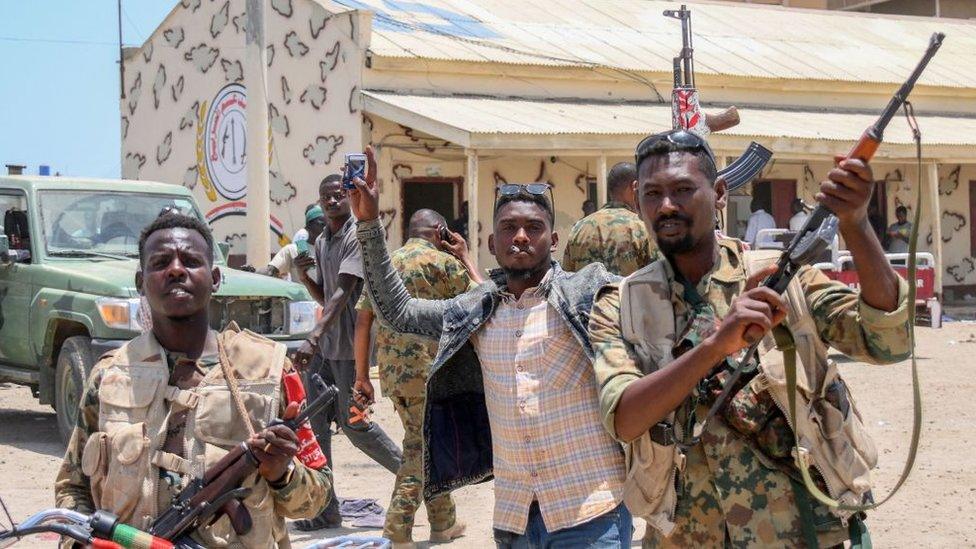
[0,1,173,178]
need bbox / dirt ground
[1,323,974,548]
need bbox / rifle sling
[780,102,924,514]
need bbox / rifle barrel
[871,32,945,142]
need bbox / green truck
[0,176,318,442]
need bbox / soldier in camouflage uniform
[563,161,656,275]
[588,130,911,547]
[54,214,330,548]
[353,209,483,548]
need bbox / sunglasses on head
[635,129,717,168]
[496,183,552,197]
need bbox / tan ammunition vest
[618,252,877,535]
[80,325,288,548]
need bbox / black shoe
[294,499,342,531]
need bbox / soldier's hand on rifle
[249,401,301,484]
[818,158,875,228]
[706,265,787,356]
[293,338,318,371]
[349,145,380,222]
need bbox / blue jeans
[493,502,633,548]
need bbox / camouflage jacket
[54,329,331,547]
[356,238,473,398]
[562,201,656,276]
[589,237,911,547]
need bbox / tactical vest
[618,252,877,535]
[80,326,288,547]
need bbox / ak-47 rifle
[663,5,773,190]
[697,32,946,456]
[150,373,338,540]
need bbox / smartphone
[343,153,367,190]
[439,226,452,243]
[295,238,310,256]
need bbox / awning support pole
[466,149,479,268]
[597,154,608,207]
[925,162,943,297]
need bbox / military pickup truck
[0,176,319,442]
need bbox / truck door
[0,190,34,366]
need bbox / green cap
[305,205,324,223]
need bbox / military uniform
[562,201,656,276]
[355,237,474,543]
[55,325,331,548]
[589,237,911,547]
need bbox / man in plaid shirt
[350,147,632,548]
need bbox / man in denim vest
[348,147,632,548]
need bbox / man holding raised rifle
[588,129,911,547]
[54,213,330,547]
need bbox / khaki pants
[384,395,457,542]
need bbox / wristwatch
[269,460,296,490]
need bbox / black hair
[319,173,342,194]
[494,193,555,226]
[896,205,908,216]
[139,213,215,266]
[607,162,637,194]
[635,138,718,184]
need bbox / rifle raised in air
[663,4,773,190]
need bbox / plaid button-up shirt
[471,276,626,534]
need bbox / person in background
[353,209,482,548]
[885,205,913,253]
[250,205,325,282]
[744,195,776,246]
[563,162,656,276]
[350,146,632,549]
[449,200,469,241]
[292,174,403,531]
[293,203,319,243]
[581,199,597,217]
[788,198,809,231]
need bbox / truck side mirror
[0,235,9,263]
[217,241,230,261]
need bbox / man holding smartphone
[293,173,403,530]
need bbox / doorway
[401,177,462,243]
[754,179,797,228]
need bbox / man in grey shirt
[294,173,402,530]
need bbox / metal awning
[361,90,976,161]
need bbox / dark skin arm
[440,229,485,285]
[299,268,326,304]
[819,158,899,312]
[352,309,375,406]
[613,266,786,442]
[293,272,360,367]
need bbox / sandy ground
[1,323,974,548]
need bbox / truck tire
[55,336,93,444]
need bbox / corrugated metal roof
[320,0,975,88]
[362,90,976,149]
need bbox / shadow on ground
[0,404,63,458]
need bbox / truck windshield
[38,191,202,258]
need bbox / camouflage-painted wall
[122,0,366,258]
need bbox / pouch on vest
[741,251,878,517]
[83,422,151,523]
[617,261,682,535]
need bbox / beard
[653,213,697,255]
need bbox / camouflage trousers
[384,395,457,542]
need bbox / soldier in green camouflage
[563,162,656,276]
[353,209,483,548]
[588,130,911,547]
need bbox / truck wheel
[55,336,93,444]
